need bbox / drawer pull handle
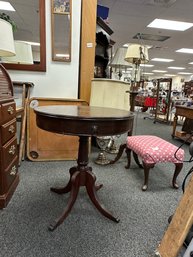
[10,165,17,176]
[8,125,15,134]
[8,145,16,155]
[7,106,14,115]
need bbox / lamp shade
[109,47,132,68]
[2,41,33,64]
[0,19,15,57]
[124,44,149,64]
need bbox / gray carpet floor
[0,111,192,257]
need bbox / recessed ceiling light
[176,48,193,54]
[164,74,176,77]
[189,62,193,64]
[178,72,193,75]
[0,1,15,11]
[147,18,193,31]
[142,72,154,75]
[140,64,154,67]
[151,58,174,62]
[168,66,185,70]
[152,70,166,73]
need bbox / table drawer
[0,157,18,193]
[2,136,17,169]
[0,101,16,123]
[0,118,16,145]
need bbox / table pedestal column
[49,136,119,231]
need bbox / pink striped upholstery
[126,135,184,164]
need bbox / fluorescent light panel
[140,64,154,67]
[178,72,193,75]
[0,1,15,11]
[147,18,193,31]
[164,74,176,77]
[152,70,166,73]
[168,66,185,70]
[151,58,174,62]
[176,48,193,54]
[142,72,154,75]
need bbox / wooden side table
[34,105,134,231]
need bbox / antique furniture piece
[34,105,134,231]
[154,78,172,123]
[110,135,184,191]
[27,98,88,161]
[51,0,71,62]
[3,0,46,72]
[0,64,19,208]
[172,105,193,143]
[13,81,34,166]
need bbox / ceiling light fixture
[178,72,193,75]
[151,58,174,62]
[168,67,185,70]
[164,74,176,77]
[140,64,154,67]
[176,48,193,54]
[0,1,15,11]
[152,70,166,73]
[147,18,193,31]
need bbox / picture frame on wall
[52,0,70,14]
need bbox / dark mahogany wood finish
[0,64,19,208]
[34,105,134,231]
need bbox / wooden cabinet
[94,17,114,78]
[0,64,19,208]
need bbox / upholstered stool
[110,135,184,191]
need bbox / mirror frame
[51,0,71,62]
[3,0,46,72]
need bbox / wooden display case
[27,98,88,161]
[154,78,172,123]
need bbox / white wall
[7,0,82,99]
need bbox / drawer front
[0,157,18,193]
[1,118,16,145]
[2,136,17,170]
[0,102,16,124]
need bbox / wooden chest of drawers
[0,64,19,208]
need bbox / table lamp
[0,18,15,60]
[2,41,33,64]
[109,47,132,80]
[125,43,149,90]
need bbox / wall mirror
[2,0,46,72]
[51,0,71,62]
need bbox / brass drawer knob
[10,165,17,176]
[7,106,14,115]
[8,145,16,155]
[8,125,15,134]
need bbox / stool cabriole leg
[142,162,155,191]
[172,163,183,189]
[125,147,131,169]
